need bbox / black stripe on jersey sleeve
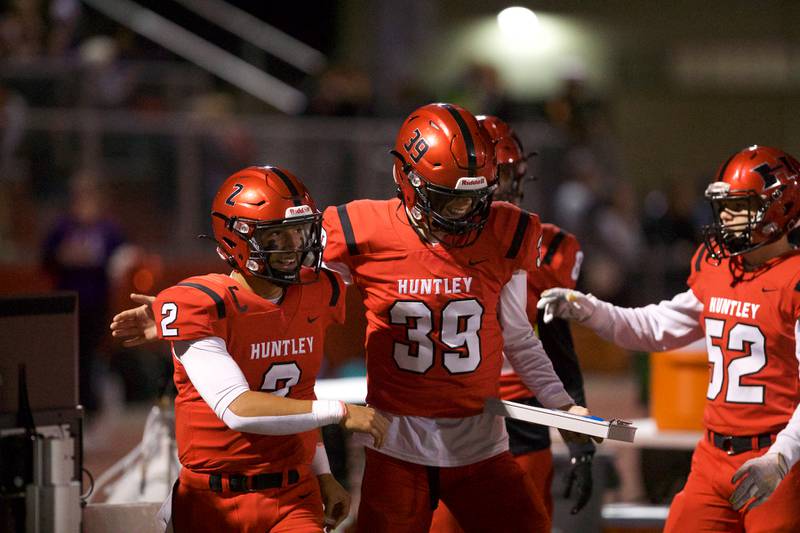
[542,231,566,266]
[177,282,226,319]
[322,269,341,307]
[505,211,530,259]
[693,247,707,274]
[336,204,360,256]
[269,167,302,206]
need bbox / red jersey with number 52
[687,246,800,435]
[499,224,582,400]
[154,270,345,475]
[323,198,542,418]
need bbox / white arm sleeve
[176,337,345,435]
[582,289,705,352]
[499,270,574,408]
[767,319,800,469]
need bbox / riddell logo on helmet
[285,205,313,218]
[455,177,487,190]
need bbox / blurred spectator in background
[545,71,593,146]
[0,0,44,59]
[553,148,644,305]
[0,82,28,258]
[307,64,374,116]
[447,61,514,120]
[46,0,81,57]
[41,171,127,415]
[0,82,27,173]
[0,0,81,59]
[190,92,258,207]
[642,182,704,297]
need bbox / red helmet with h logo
[702,145,800,259]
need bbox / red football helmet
[476,115,530,204]
[211,166,323,284]
[702,145,800,259]
[391,103,497,247]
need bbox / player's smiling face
[439,196,477,220]
[254,224,310,272]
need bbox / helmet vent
[223,237,236,248]
[429,121,442,131]
[433,163,442,168]
[244,200,266,206]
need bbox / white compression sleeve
[311,441,332,475]
[175,336,251,418]
[222,400,346,436]
[499,270,574,408]
[582,289,705,352]
[767,319,800,469]
[176,337,346,435]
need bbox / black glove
[563,452,593,514]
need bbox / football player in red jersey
[539,145,800,531]
[322,103,595,533]
[110,166,389,532]
[429,115,595,533]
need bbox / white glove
[729,453,789,511]
[536,288,596,324]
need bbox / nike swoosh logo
[469,258,488,266]
[761,287,776,292]
[307,316,320,323]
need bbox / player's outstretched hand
[563,452,594,514]
[110,293,157,347]
[536,288,596,324]
[317,473,351,532]
[557,405,604,445]
[340,404,390,449]
[730,453,788,511]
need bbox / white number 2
[160,302,179,337]
[390,299,484,374]
[704,318,766,403]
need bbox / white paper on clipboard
[485,398,637,443]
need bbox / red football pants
[172,466,324,532]
[357,448,550,533]
[665,437,800,533]
[429,448,554,533]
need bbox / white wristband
[311,442,332,476]
[312,400,347,426]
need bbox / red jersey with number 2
[687,246,800,435]
[154,270,345,475]
[323,198,542,418]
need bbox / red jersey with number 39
[499,224,583,400]
[322,198,542,418]
[154,270,345,475]
[687,246,800,435]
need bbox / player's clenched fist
[340,404,390,448]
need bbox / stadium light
[497,6,540,38]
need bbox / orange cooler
[650,340,708,430]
